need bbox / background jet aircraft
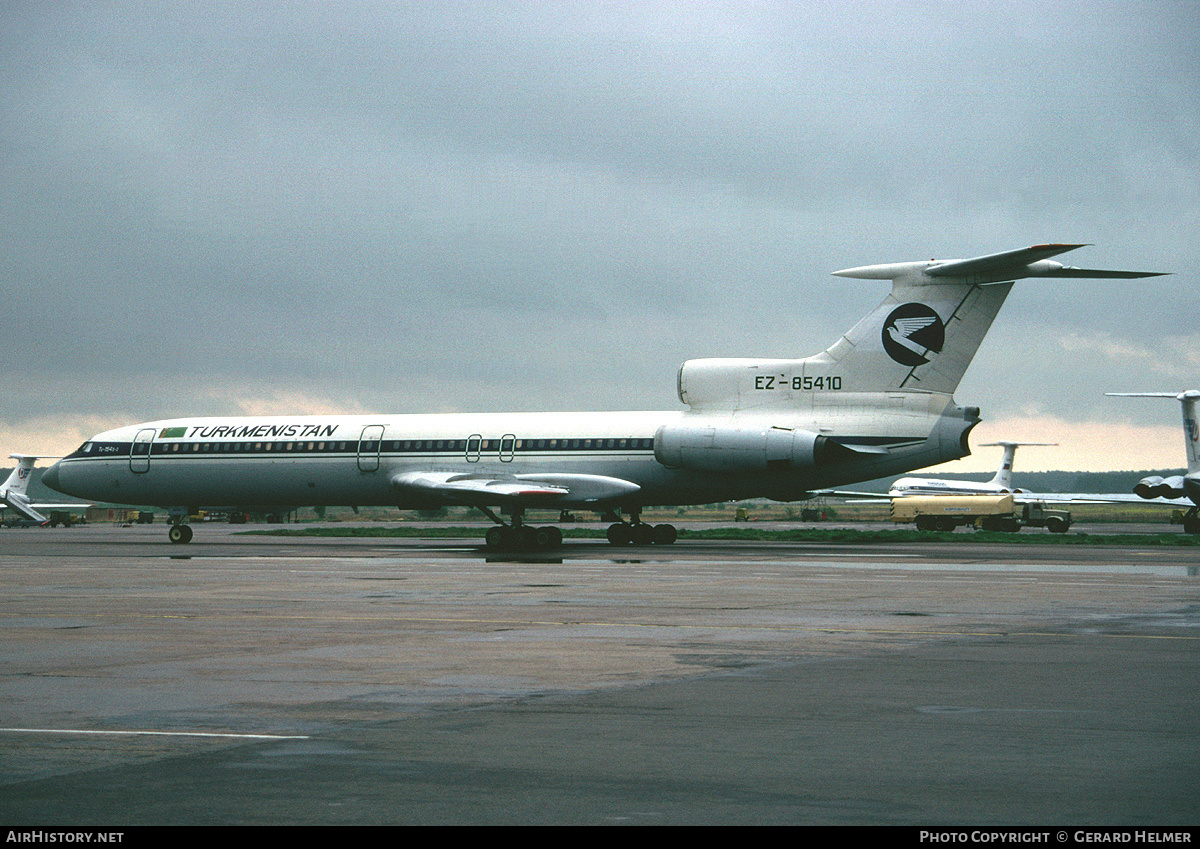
[0,455,89,526]
[826,439,1194,508]
[40,244,1164,548]
[1108,391,1200,532]
[850,441,1125,502]
[882,442,1067,499]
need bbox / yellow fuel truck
[891,494,1071,533]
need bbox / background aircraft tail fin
[1107,391,1200,475]
[1,455,49,524]
[2,455,39,499]
[978,442,1057,490]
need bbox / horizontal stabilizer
[835,243,1167,285]
[1107,391,1200,400]
[1033,267,1167,279]
[925,244,1090,277]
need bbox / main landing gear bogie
[478,504,679,551]
[605,522,677,546]
[484,524,563,551]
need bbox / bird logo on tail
[882,303,945,367]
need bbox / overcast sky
[3,1,1197,474]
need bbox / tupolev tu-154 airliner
[41,244,1164,548]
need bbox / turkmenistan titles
[160,424,340,440]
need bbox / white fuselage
[43,399,976,513]
[889,478,1016,497]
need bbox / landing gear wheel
[485,526,513,550]
[631,523,655,546]
[168,524,193,544]
[606,523,633,545]
[651,523,678,545]
[516,525,538,549]
[535,526,563,548]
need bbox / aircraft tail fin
[679,245,1164,411]
[978,442,1057,490]
[3,455,39,499]
[1107,391,1200,475]
[823,244,1166,396]
[1,455,48,524]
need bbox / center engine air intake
[654,422,826,472]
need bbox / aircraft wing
[814,490,892,500]
[1012,492,1193,506]
[816,489,1190,506]
[392,470,640,506]
[816,490,1111,504]
[1009,492,1118,504]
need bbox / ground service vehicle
[892,494,1071,533]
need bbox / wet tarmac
[1,524,1198,825]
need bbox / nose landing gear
[166,507,194,543]
[168,522,193,544]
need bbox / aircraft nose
[41,461,63,493]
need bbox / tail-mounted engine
[654,421,826,473]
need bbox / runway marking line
[0,727,308,740]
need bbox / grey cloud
[2,1,1197,462]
